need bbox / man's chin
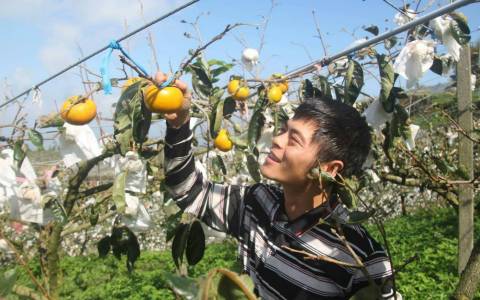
[260,165,277,181]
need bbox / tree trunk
[46,224,63,299]
[454,239,480,299]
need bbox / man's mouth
[266,152,281,163]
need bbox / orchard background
[0,0,479,299]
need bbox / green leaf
[388,105,410,145]
[449,12,471,45]
[336,185,356,208]
[217,272,254,300]
[187,62,213,99]
[132,96,152,144]
[430,55,453,76]
[384,36,397,50]
[112,172,127,213]
[454,165,470,180]
[301,79,322,100]
[171,223,190,269]
[377,54,395,113]
[0,269,17,296]
[114,81,145,155]
[333,85,344,102]
[344,59,364,105]
[347,210,375,224]
[246,154,261,183]
[207,59,227,66]
[314,75,333,100]
[97,236,111,258]
[27,129,44,150]
[433,157,455,175]
[211,64,234,78]
[229,135,248,148]
[222,97,236,118]
[212,155,227,175]
[89,206,99,226]
[164,273,198,299]
[210,98,225,139]
[247,110,265,149]
[13,140,26,169]
[363,25,379,36]
[165,210,183,242]
[186,220,206,265]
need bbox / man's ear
[320,160,344,178]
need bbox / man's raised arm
[158,72,248,238]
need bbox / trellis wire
[0,0,200,110]
[285,0,479,79]
[1,0,477,109]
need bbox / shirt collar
[275,192,340,237]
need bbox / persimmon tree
[0,2,478,300]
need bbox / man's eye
[276,127,287,135]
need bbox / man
[159,72,394,299]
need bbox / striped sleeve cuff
[165,120,192,158]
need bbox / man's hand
[153,72,191,128]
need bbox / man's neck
[282,181,330,221]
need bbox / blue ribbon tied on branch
[100,40,150,95]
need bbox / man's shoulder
[243,183,283,217]
[246,183,283,202]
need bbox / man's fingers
[174,79,188,93]
[154,72,167,84]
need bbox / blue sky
[0,0,479,137]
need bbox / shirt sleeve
[347,224,395,298]
[164,120,249,238]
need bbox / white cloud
[2,0,186,127]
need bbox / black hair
[293,99,371,177]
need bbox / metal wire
[285,0,479,79]
[0,0,200,110]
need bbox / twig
[138,0,160,71]
[394,253,419,275]
[258,0,277,55]
[177,23,245,77]
[441,110,480,144]
[312,9,329,57]
[61,211,116,237]
[281,245,362,268]
[0,229,51,300]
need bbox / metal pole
[0,0,200,110]
[457,44,474,274]
[286,0,479,79]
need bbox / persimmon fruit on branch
[60,95,97,125]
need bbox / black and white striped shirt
[164,121,394,299]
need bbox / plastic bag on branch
[0,148,37,182]
[58,123,102,168]
[404,124,420,151]
[0,149,45,224]
[115,151,151,232]
[118,151,147,193]
[121,193,151,233]
[393,8,417,26]
[9,181,44,224]
[256,113,275,166]
[362,99,393,129]
[393,40,435,88]
[0,150,18,209]
[241,48,259,72]
[430,16,461,61]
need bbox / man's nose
[271,131,287,149]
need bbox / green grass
[366,208,480,300]
[3,208,479,299]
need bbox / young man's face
[260,118,321,185]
